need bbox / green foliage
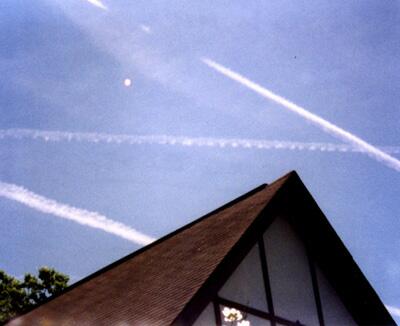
[0,267,69,324]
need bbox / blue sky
[1,0,400,321]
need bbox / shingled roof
[8,171,395,326]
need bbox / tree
[222,307,250,326]
[0,267,69,324]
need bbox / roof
[8,171,395,326]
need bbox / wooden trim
[258,239,276,326]
[307,251,325,326]
[217,296,307,326]
[213,301,222,326]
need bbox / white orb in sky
[124,78,132,87]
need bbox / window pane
[192,303,216,326]
[263,216,319,326]
[219,243,269,312]
[245,313,272,326]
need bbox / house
[8,171,395,325]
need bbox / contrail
[1,128,399,154]
[386,305,400,318]
[202,58,400,172]
[0,181,155,246]
[85,0,108,10]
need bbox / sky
[1,0,400,321]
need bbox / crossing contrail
[202,58,400,172]
[0,181,155,245]
[1,129,399,154]
[386,305,400,318]
[85,0,108,10]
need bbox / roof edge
[285,174,396,325]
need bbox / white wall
[263,216,319,326]
[192,303,215,326]
[198,214,358,326]
[316,267,357,326]
[219,243,269,312]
